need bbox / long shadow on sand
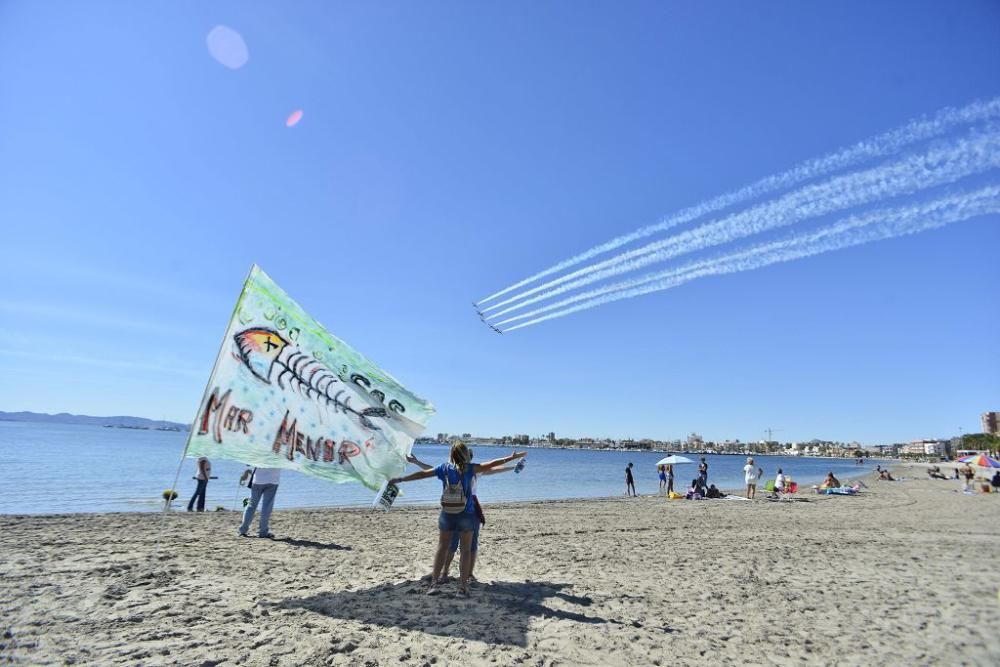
[275,579,609,646]
[273,537,352,550]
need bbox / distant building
[982,412,999,436]
[902,439,945,456]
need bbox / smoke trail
[492,183,998,327]
[475,97,1000,306]
[499,184,1000,332]
[482,126,1000,319]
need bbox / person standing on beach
[658,465,667,494]
[666,464,674,495]
[698,457,708,487]
[961,464,975,488]
[238,468,281,538]
[625,462,637,497]
[743,457,758,499]
[390,443,525,595]
[187,456,211,512]
[405,451,518,583]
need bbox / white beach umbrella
[655,455,694,466]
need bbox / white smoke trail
[482,126,1000,319]
[493,184,994,327]
[499,184,1000,332]
[475,97,1000,306]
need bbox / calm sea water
[0,421,880,514]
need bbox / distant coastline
[0,411,187,432]
[411,437,893,459]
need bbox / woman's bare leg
[458,531,474,593]
[430,530,452,588]
[441,548,456,580]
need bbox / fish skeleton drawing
[234,328,394,431]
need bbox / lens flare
[206,26,249,70]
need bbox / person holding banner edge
[391,443,526,595]
[238,467,281,538]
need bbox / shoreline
[0,473,873,518]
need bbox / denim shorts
[449,522,480,553]
[438,510,477,533]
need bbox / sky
[1,1,998,445]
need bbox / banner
[186,265,435,490]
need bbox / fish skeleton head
[234,328,290,383]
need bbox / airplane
[489,324,504,335]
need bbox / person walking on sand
[238,468,281,538]
[698,457,708,487]
[187,456,211,512]
[390,443,525,596]
[625,462,637,497]
[743,457,759,499]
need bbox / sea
[0,421,881,514]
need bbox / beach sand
[2,470,999,666]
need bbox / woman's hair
[777,468,783,474]
[747,457,754,464]
[450,442,472,471]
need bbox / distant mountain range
[0,411,188,430]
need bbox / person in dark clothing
[625,462,637,497]
[187,457,211,512]
[698,457,708,487]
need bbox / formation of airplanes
[473,304,503,334]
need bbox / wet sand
[2,470,998,666]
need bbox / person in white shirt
[743,457,759,499]
[238,468,281,538]
[187,457,211,512]
[773,468,786,498]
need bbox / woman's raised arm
[477,451,526,472]
[389,468,438,485]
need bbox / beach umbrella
[655,455,694,466]
[957,453,1000,468]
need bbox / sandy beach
[2,469,999,666]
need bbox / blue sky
[1,1,997,444]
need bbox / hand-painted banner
[186,265,435,490]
